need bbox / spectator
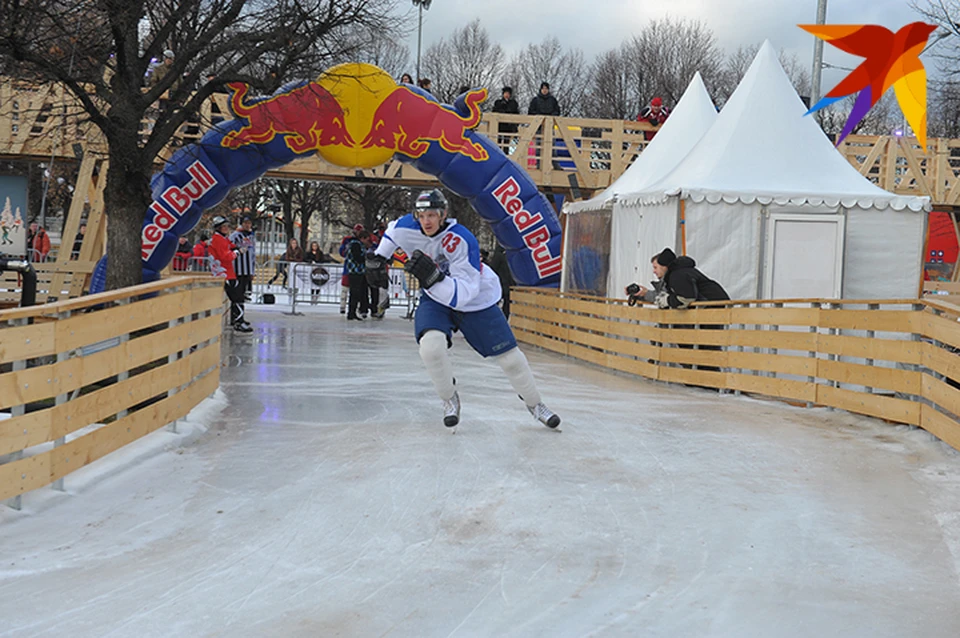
[339,224,364,314]
[229,216,257,300]
[480,248,490,264]
[26,221,37,259]
[528,81,560,116]
[418,78,432,93]
[400,73,413,84]
[149,49,177,90]
[72,222,86,258]
[344,230,371,320]
[268,237,303,287]
[305,240,327,263]
[31,223,51,262]
[173,236,192,271]
[651,248,728,309]
[192,233,210,270]
[209,215,252,332]
[457,85,470,96]
[625,254,667,305]
[638,97,670,140]
[492,86,519,151]
[488,244,515,319]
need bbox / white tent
[561,73,718,296]
[615,41,930,301]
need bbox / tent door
[763,213,845,299]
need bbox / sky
[403,0,932,88]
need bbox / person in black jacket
[653,248,729,309]
[492,86,520,153]
[528,82,560,116]
[487,244,516,319]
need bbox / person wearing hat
[229,215,257,301]
[492,86,520,152]
[338,223,367,315]
[640,248,729,309]
[639,97,670,140]
[527,81,561,116]
[209,216,253,332]
[365,189,562,430]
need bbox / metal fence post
[51,309,71,492]
[5,317,29,511]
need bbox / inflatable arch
[90,63,563,292]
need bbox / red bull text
[362,87,488,161]
[493,177,562,278]
[142,161,217,260]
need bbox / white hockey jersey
[376,214,502,312]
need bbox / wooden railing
[511,289,960,451]
[0,260,99,308]
[0,275,224,508]
[5,76,960,202]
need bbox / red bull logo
[222,82,355,153]
[493,177,562,278]
[361,87,489,161]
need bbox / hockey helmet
[212,215,229,229]
[414,189,448,217]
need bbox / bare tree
[621,17,724,111]
[504,36,587,116]
[420,18,505,103]
[0,0,400,290]
[335,184,410,231]
[584,48,635,120]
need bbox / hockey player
[209,215,252,333]
[365,190,561,430]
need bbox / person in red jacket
[209,216,252,332]
[192,233,210,271]
[31,223,51,262]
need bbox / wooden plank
[658,327,729,347]
[0,321,57,364]
[922,374,960,418]
[897,136,934,198]
[855,137,888,177]
[50,153,98,299]
[0,341,220,455]
[919,405,960,452]
[817,333,921,365]
[0,369,219,501]
[921,341,960,381]
[726,350,817,376]
[658,347,727,368]
[816,385,920,425]
[729,306,820,327]
[657,366,726,389]
[514,326,568,357]
[818,309,919,333]
[0,312,222,414]
[53,286,223,352]
[726,328,817,352]
[921,311,960,351]
[817,358,921,394]
[726,373,817,403]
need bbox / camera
[625,282,641,306]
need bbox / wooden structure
[511,289,960,451]
[0,275,223,509]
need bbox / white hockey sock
[493,347,541,407]
[419,330,456,400]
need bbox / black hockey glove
[404,249,445,288]
[365,254,389,289]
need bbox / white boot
[443,391,461,428]
[527,402,561,429]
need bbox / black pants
[368,285,379,314]
[268,262,288,286]
[347,274,368,318]
[225,279,246,325]
[236,274,253,296]
[501,287,512,320]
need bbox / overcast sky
[403,0,930,87]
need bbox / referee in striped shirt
[230,216,257,300]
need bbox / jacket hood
[672,255,697,269]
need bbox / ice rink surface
[3,306,960,637]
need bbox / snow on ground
[2,304,960,638]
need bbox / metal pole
[416,4,423,81]
[810,0,828,108]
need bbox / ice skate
[233,321,253,333]
[442,391,460,429]
[527,401,561,429]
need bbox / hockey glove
[404,250,445,288]
[365,254,389,289]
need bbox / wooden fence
[0,276,224,508]
[511,289,960,451]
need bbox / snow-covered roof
[626,41,929,212]
[564,73,718,215]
